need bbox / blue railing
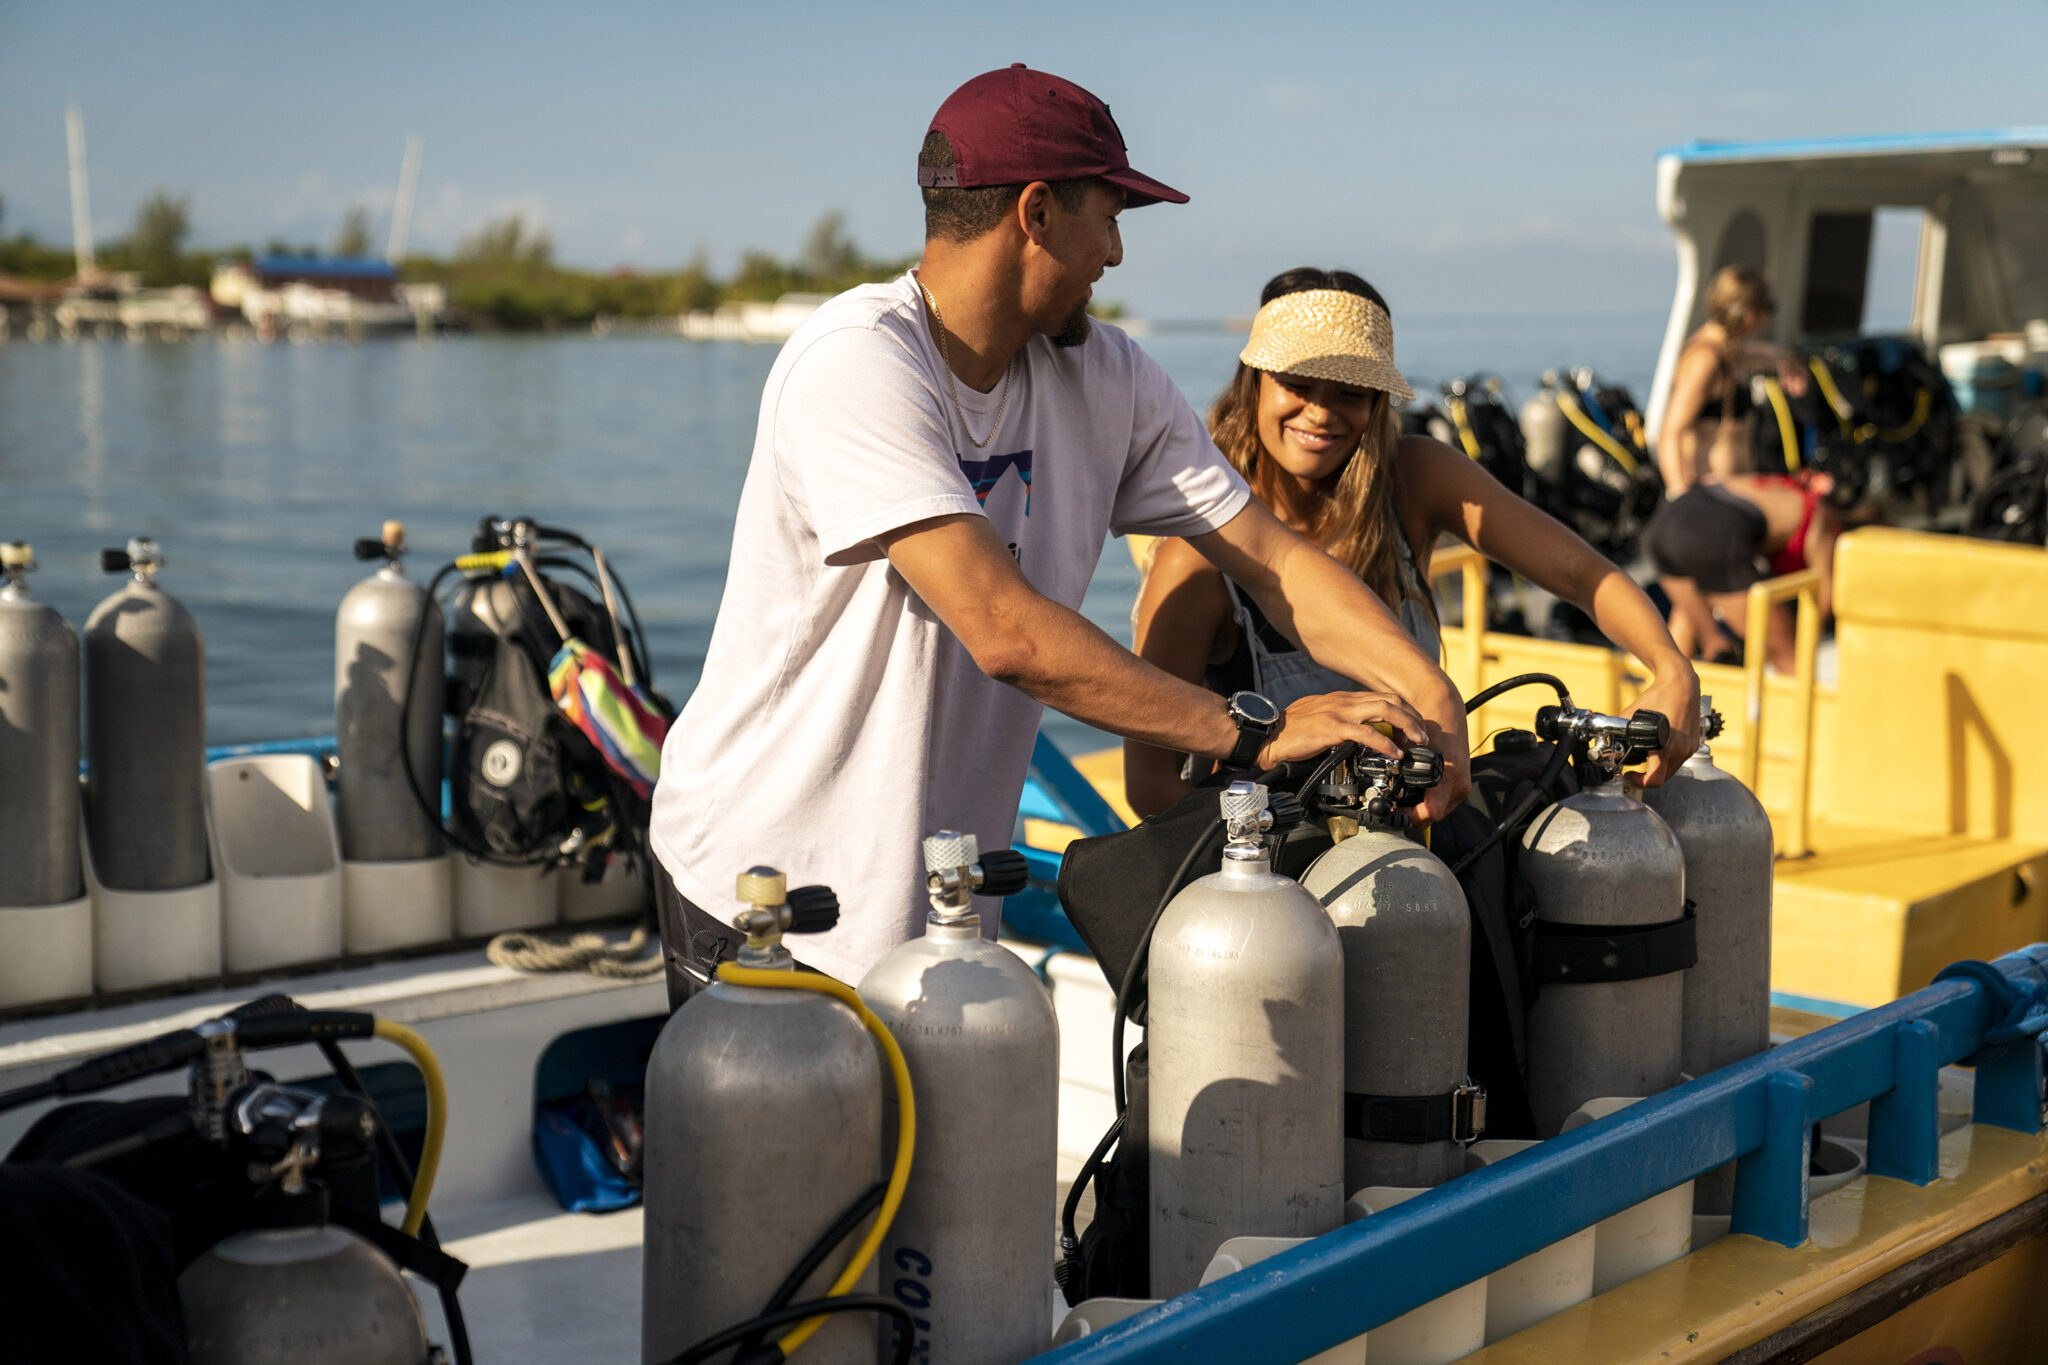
[1029,945,2048,1364]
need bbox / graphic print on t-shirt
[957,449,1033,515]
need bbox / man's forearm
[978,593,1240,757]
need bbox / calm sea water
[0,313,1661,750]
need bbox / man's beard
[1051,300,1092,349]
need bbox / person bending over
[1657,265,1811,493]
[648,71,1469,1005]
[1125,268,1700,819]
[1645,472,1839,673]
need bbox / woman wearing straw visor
[1125,268,1702,817]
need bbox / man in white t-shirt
[649,65,1470,1000]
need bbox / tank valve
[1535,703,1670,778]
[353,519,411,564]
[0,542,34,594]
[922,830,1031,923]
[731,868,840,967]
[1317,743,1444,834]
[100,536,164,583]
[1700,694,1724,743]
[1221,781,1302,861]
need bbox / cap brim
[1102,166,1189,207]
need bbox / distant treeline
[0,190,917,328]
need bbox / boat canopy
[1645,128,2048,442]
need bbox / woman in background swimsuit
[1657,265,1812,493]
[1126,267,1700,818]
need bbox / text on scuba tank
[890,1246,935,1364]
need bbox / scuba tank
[0,543,82,907]
[1298,743,1484,1192]
[1520,704,1690,1137]
[183,1225,429,1365]
[84,537,209,891]
[1519,373,1568,484]
[1148,781,1344,1297]
[641,870,879,1365]
[858,831,1050,1365]
[1643,698,1772,1214]
[335,520,444,862]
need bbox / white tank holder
[1561,1097,1695,1293]
[0,891,91,1008]
[343,855,452,952]
[84,777,222,992]
[1462,1140,1597,1342]
[453,854,556,936]
[209,754,344,972]
[1342,1185,1489,1364]
[1198,1238,1365,1364]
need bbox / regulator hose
[692,964,916,1363]
[371,1018,448,1238]
[1447,733,1573,879]
[1463,672,1571,713]
[1555,386,1641,477]
[667,1297,913,1365]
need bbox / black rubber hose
[0,1078,60,1113]
[1447,734,1573,879]
[1056,1109,1126,1280]
[1463,672,1571,714]
[739,1181,887,1354]
[662,1295,914,1365]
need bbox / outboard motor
[641,871,880,1365]
[1644,698,1772,1214]
[859,831,1050,1365]
[1148,781,1344,1296]
[0,543,82,908]
[1299,744,1483,1192]
[1520,703,1690,1137]
[336,521,445,865]
[85,537,209,891]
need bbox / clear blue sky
[3,0,2041,318]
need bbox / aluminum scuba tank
[1148,781,1344,1297]
[1520,705,1687,1137]
[84,537,209,891]
[335,520,444,862]
[180,1224,429,1365]
[1519,372,1568,484]
[641,870,878,1365]
[0,544,82,906]
[858,831,1051,1365]
[1298,745,1483,1192]
[1644,698,1773,1214]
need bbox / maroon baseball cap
[918,64,1189,207]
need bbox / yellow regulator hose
[714,963,917,1360]
[1762,378,1801,472]
[1554,388,1640,477]
[372,1018,448,1237]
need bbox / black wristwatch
[1224,690,1282,770]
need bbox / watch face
[1230,691,1281,728]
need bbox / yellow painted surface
[1463,1125,2048,1364]
[1807,1232,2048,1365]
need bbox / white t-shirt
[650,272,1249,983]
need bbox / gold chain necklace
[919,279,1011,449]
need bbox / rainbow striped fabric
[547,639,669,799]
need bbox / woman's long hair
[1209,267,1433,631]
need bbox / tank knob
[976,848,1030,898]
[0,542,32,571]
[784,884,840,934]
[1398,744,1445,793]
[736,866,787,907]
[100,548,132,573]
[922,830,979,876]
[1220,780,1268,823]
[1699,695,1724,742]
[1265,790,1305,828]
[1624,710,1670,765]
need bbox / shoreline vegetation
[0,194,1125,329]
